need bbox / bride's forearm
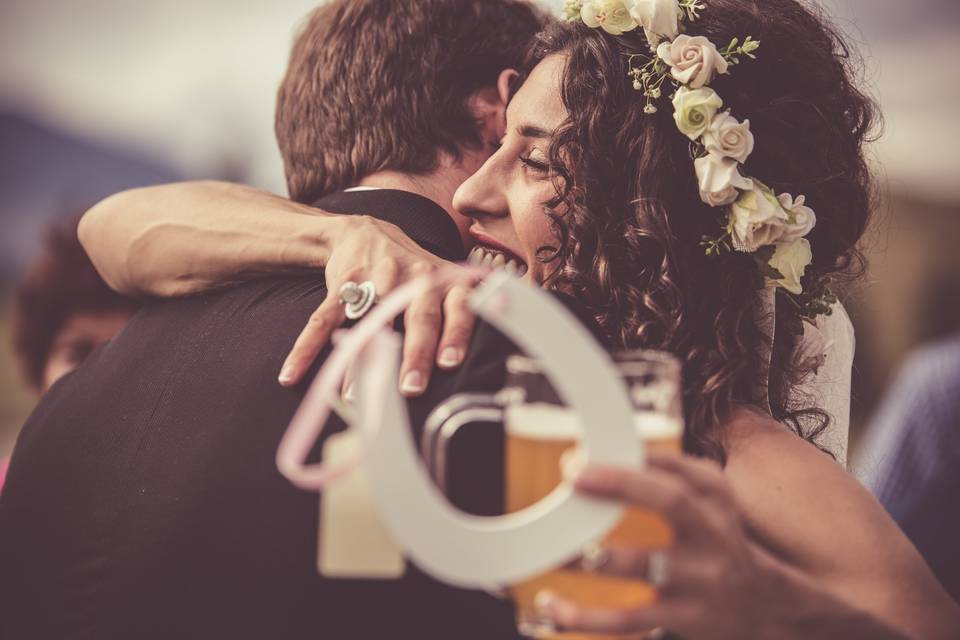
[79,181,348,296]
[757,556,914,640]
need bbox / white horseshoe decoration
[355,272,642,589]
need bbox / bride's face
[453,55,568,283]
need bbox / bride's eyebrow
[517,124,551,139]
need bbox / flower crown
[565,0,836,324]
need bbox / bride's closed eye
[519,150,550,176]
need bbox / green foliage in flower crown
[776,277,839,337]
[797,279,838,323]
[720,36,761,66]
[700,232,732,257]
[678,0,706,22]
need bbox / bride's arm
[80,180,477,392]
[725,415,960,637]
[80,181,364,296]
[551,413,960,639]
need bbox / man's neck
[352,156,483,248]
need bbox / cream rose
[776,193,817,243]
[728,184,790,252]
[768,238,813,294]
[656,35,730,89]
[629,0,680,45]
[703,112,754,163]
[581,0,638,36]
[672,86,723,140]
[694,154,753,207]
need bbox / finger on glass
[569,465,707,538]
[534,590,670,636]
[644,451,730,501]
[579,544,661,581]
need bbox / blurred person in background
[13,215,138,394]
[0,215,137,494]
[856,333,960,604]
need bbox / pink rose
[703,112,754,163]
[694,154,753,207]
[629,0,680,45]
[776,193,817,243]
[656,35,729,89]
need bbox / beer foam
[505,403,682,441]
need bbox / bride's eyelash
[519,154,549,174]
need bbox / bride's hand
[541,451,772,640]
[277,215,478,395]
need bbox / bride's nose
[453,154,509,222]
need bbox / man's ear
[469,68,519,143]
[497,68,518,107]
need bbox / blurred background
[1,0,959,460]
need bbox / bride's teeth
[467,247,483,265]
[481,252,494,267]
[491,254,506,268]
[504,260,518,275]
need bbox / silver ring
[646,550,671,588]
[338,281,377,320]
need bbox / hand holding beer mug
[425,349,683,639]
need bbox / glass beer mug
[422,350,684,639]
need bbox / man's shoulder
[136,274,327,333]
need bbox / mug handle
[420,393,505,496]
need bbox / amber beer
[505,403,683,640]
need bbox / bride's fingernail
[400,371,424,395]
[438,347,462,368]
[343,382,355,402]
[278,364,297,385]
[534,590,559,615]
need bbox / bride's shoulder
[719,406,883,564]
[721,405,834,469]
[721,406,850,495]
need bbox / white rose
[656,35,729,89]
[776,193,817,243]
[694,154,753,206]
[581,0,638,36]
[768,238,813,295]
[728,184,790,252]
[703,112,754,163]
[672,86,723,140]
[629,0,680,45]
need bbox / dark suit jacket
[0,190,522,640]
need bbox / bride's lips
[467,227,527,275]
[467,228,523,262]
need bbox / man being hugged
[0,2,546,638]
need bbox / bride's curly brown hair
[524,0,879,461]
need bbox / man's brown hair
[276,0,549,204]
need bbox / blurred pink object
[0,456,9,495]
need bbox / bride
[80,0,959,637]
